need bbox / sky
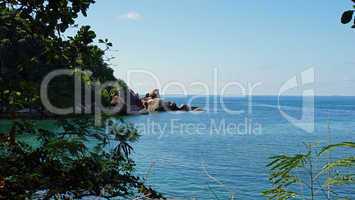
[76,0,355,96]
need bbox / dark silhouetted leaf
[341,10,354,24]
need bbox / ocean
[1,96,354,199]
[125,96,355,199]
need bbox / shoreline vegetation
[0,88,204,119]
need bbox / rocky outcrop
[157,101,179,111]
[112,89,203,115]
[111,89,144,114]
[146,98,160,112]
[147,89,160,99]
[191,107,204,112]
[179,104,190,111]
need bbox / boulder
[192,107,204,112]
[146,98,160,112]
[156,100,170,112]
[111,89,144,114]
[168,102,179,111]
[179,104,191,111]
[171,102,179,111]
[148,89,160,99]
[126,89,143,108]
[150,100,182,112]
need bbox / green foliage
[320,142,355,154]
[0,0,124,114]
[319,142,355,188]
[262,147,311,200]
[0,118,165,199]
[263,142,355,200]
[0,0,95,37]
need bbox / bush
[0,118,164,199]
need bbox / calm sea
[1,96,354,199]
[125,96,355,199]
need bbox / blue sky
[77,0,355,96]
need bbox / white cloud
[119,11,143,21]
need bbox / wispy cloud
[119,11,143,21]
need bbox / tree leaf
[341,10,354,24]
[325,174,355,186]
[322,157,355,171]
[319,142,355,155]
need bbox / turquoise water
[126,96,355,199]
[1,96,354,199]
